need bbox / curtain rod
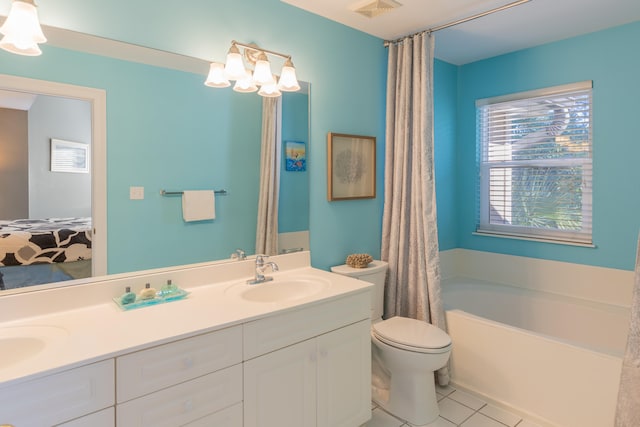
[383,0,531,47]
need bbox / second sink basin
[226,276,331,303]
[0,325,68,369]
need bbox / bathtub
[443,277,630,427]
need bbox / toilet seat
[372,316,451,354]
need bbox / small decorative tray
[113,289,190,311]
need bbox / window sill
[472,231,596,248]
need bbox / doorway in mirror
[0,75,107,291]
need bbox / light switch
[130,186,144,200]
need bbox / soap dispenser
[160,279,178,297]
[139,283,157,300]
[120,286,136,305]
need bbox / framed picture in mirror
[327,132,376,201]
[50,138,90,174]
[285,140,306,171]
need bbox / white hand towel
[182,190,215,222]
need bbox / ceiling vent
[354,0,402,18]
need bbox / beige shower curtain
[255,97,281,256]
[615,234,640,426]
[381,32,449,385]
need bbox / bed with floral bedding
[0,217,92,289]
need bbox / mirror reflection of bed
[0,91,92,290]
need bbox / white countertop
[0,255,372,387]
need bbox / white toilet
[331,260,452,426]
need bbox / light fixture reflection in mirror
[0,0,47,56]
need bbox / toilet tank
[330,260,388,321]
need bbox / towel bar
[161,189,227,196]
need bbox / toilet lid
[372,316,451,351]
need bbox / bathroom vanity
[0,252,372,427]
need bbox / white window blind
[476,81,593,245]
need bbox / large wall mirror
[0,27,310,294]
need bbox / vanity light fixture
[0,0,47,56]
[205,40,300,98]
[233,70,258,93]
[257,75,281,98]
[223,43,246,81]
[252,51,273,86]
[204,62,230,88]
[278,58,301,92]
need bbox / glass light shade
[223,44,246,80]
[204,62,230,88]
[258,75,281,98]
[0,0,47,56]
[277,58,300,92]
[252,52,273,86]
[233,70,258,93]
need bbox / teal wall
[455,21,640,270]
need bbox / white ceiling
[282,0,640,65]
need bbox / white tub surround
[440,248,634,307]
[440,249,634,427]
[444,279,629,356]
[0,251,373,427]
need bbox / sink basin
[0,325,68,368]
[227,277,331,303]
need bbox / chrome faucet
[231,248,247,261]
[247,254,279,284]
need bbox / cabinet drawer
[56,407,114,427]
[184,402,242,427]
[0,359,114,427]
[117,325,242,402]
[243,291,370,359]
[116,364,242,427]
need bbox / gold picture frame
[327,132,376,201]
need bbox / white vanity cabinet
[243,292,372,427]
[0,263,373,427]
[115,325,243,427]
[0,359,114,427]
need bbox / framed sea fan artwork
[327,132,376,201]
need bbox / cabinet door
[244,339,317,427]
[317,320,371,427]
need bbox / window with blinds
[476,81,593,245]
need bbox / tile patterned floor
[364,384,542,427]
